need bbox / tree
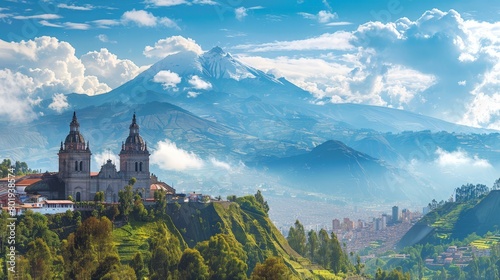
[178,248,210,280]
[131,252,148,280]
[119,185,134,219]
[148,222,183,280]
[250,256,291,280]
[287,220,306,256]
[196,234,248,280]
[26,238,53,279]
[154,189,167,215]
[94,191,105,203]
[62,217,118,279]
[330,231,348,273]
[254,190,270,213]
[306,230,319,262]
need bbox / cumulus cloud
[81,48,142,89]
[143,35,203,58]
[48,93,69,113]
[188,75,212,90]
[151,140,204,171]
[0,69,37,122]
[153,70,181,89]
[235,9,500,128]
[239,53,434,107]
[121,9,179,29]
[0,36,111,97]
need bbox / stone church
[58,112,152,202]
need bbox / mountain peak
[207,46,225,55]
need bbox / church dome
[122,113,148,153]
[63,112,87,151]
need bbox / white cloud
[97,34,116,43]
[48,93,69,113]
[0,36,111,97]
[39,20,63,28]
[210,158,232,171]
[235,7,247,21]
[0,69,37,122]
[300,10,337,23]
[121,9,179,29]
[143,35,203,58]
[122,9,156,27]
[153,70,181,89]
[235,6,262,21]
[64,22,91,30]
[234,9,500,128]
[13,14,61,20]
[234,32,354,52]
[187,91,200,98]
[93,151,119,168]
[93,19,120,28]
[151,140,204,171]
[81,48,142,89]
[57,4,94,10]
[318,10,337,23]
[435,147,492,168]
[188,75,212,90]
[145,0,187,6]
[325,21,352,26]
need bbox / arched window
[75,161,78,171]
[139,162,143,172]
[76,192,81,202]
[79,161,83,171]
[135,162,138,172]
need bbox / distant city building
[381,214,387,230]
[401,208,412,222]
[392,205,399,223]
[332,219,341,230]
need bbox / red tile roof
[16,178,42,186]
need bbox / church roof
[122,113,148,153]
[62,112,88,151]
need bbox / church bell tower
[119,113,150,194]
[58,112,91,201]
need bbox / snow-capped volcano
[96,46,305,106]
[200,47,257,81]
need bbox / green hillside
[398,190,500,249]
[112,197,340,279]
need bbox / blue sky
[2,0,500,129]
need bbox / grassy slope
[113,201,340,279]
[398,191,500,249]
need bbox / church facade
[58,112,151,202]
